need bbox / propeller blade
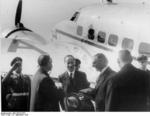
[15,0,22,26]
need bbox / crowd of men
[1,49,150,112]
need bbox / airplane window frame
[108,34,118,47]
[97,31,106,43]
[87,28,95,40]
[139,42,150,56]
[70,11,80,22]
[122,38,134,50]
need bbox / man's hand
[55,82,63,89]
[12,61,21,71]
[80,88,94,93]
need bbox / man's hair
[118,50,132,63]
[64,55,74,62]
[75,58,81,66]
[38,54,51,67]
[11,57,22,66]
[94,53,108,66]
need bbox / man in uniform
[137,55,150,72]
[2,57,31,111]
[75,58,81,71]
[137,55,150,111]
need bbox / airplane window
[76,25,83,36]
[122,38,134,50]
[88,28,95,40]
[139,42,150,56]
[70,12,80,22]
[108,34,118,46]
[97,31,106,43]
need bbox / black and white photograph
[0,0,150,114]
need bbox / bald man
[92,53,116,111]
[105,50,149,111]
[30,55,64,111]
[80,53,116,111]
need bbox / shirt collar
[100,66,108,75]
[67,70,75,78]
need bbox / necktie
[66,73,73,94]
[70,73,73,79]
[69,73,73,85]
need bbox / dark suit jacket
[92,67,116,111]
[105,64,149,111]
[31,69,64,111]
[59,70,90,95]
[146,70,150,111]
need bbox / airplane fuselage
[52,2,150,81]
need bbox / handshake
[55,82,63,89]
